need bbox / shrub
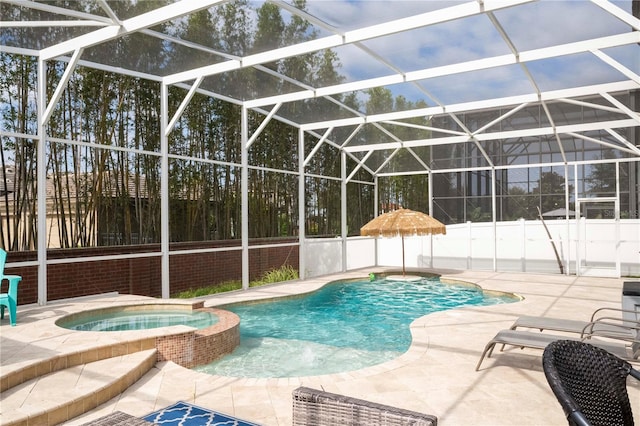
[252,264,298,285]
[172,265,298,299]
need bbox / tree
[365,89,432,217]
[586,149,618,197]
[532,170,572,216]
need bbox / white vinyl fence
[304,219,640,278]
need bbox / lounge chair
[475,329,640,371]
[292,386,437,426]
[509,307,640,341]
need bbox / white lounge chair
[476,328,640,371]
[509,308,639,341]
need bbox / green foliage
[172,265,299,299]
[252,264,299,285]
[365,87,432,217]
[173,280,243,298]
[1,0,354,249]
[4,1,630,253]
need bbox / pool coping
[0,299,240,392]
[1,270,523,389]
[2,269,636,426]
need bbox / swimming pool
[195,275,518,378]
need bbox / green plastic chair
[0,249,22,326]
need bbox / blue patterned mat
[143,401,261,426]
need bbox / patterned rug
[143,401,261,426]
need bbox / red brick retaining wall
[3,239,299,305]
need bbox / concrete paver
[1,269,638,425]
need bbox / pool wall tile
[154,308,240,369]
[156,331,194,367]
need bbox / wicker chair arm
[568,412,592,426]
[292,386,437,426]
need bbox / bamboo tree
[0,51,38,251]
[2,0,367,248]
[210,1,253,239]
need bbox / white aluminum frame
[1,0,639,303]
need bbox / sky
[2,0,637,111]
[297,0,638,106]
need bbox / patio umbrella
[360,208,446,276]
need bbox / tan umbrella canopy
[360,208,446,275]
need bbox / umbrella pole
[402,235,406,276]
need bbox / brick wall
[3,238,299,305]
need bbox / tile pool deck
[1,269,639,425]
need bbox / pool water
[195,276,517,377]
[61,309,218,331]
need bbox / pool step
[0,348,157,426]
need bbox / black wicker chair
[542,339,640,426]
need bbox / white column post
[467,221,472,270]
[36,58,47,305]
[374,176,379,267]
[564,163,570,275]
[574,163,580,276]
[341,151,347,272]
[160,83,170,298]
[428,172,434,268]
[520,217,526,272]
[298,128,306,279]
[615,162,621,276]
[241,107,249,289]
[491,167,497,271]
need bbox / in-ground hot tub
[57,304,219,331]
[55,301,240,369]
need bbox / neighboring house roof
[0,165,16,196]
[542,208,576,218]
[0,165,151,201]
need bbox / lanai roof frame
[1,0,639,303]
[3,0,638,160]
